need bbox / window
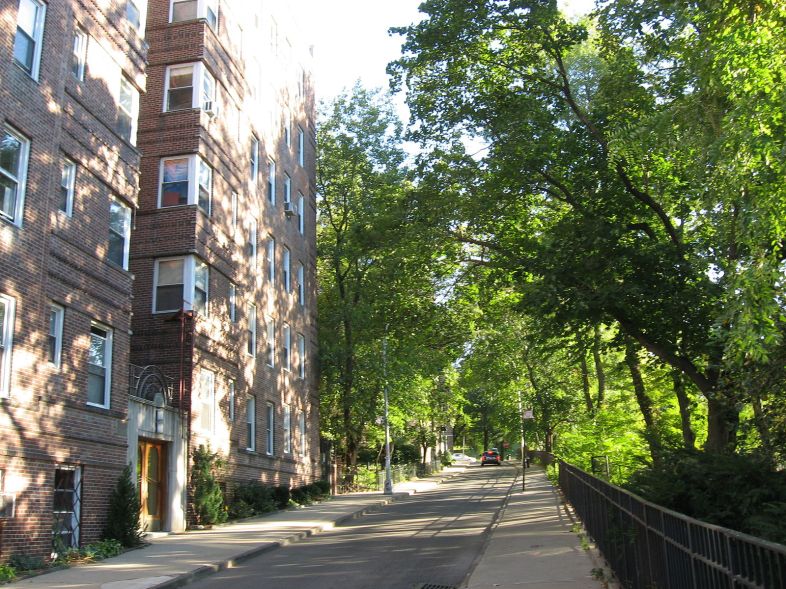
[48,304,64,367]
[0,127,30,226]
[228,380,235,422]
[159,155,212,212]
[170,0,217,29]
[267,160,276,204]
[118,77,138,144]
[246,303,256,356]
[298,127,305,166]
[297,263,305,306]
[198,369,215,432]
[13,0,46,79]
[228,283,236,322]
[282,247,290,291]
[282,323,291,371]
[299,411,306,456]
[283,174,291,207]
[297,193,305,235]
[297,333,305,379]
[266,402,274,455]
[153,256,209,314]
[59,159,76,216]
[164,63,215,112]
[0,296,15,397]
[126,0,142,30]
[267,237,275,282]
[71,26,87,81]
[231,192,238,229]
[265,317,275,367]
[249,137,258,183]
[283,405,291,453]
[108,198,131,270]
[87,323,112,408]
[247,218,257,263]
[245,396,255,451]
[53,466,81,550]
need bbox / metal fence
[559,461,786,589]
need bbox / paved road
[188,464,516,589]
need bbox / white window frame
[71,25,87,81]
[108,197,132,270]
[163,63,215,112]
[283,174,291,206]
[126,0,146,32]
[87,322,112,409]
[152,255,208,314]
[297,193,305,235]
[198,368,215,433]
[228,282,236,322]
[266,402,274,455]
[0,295,16,397]
[228,379,235,422]
[282,323,291,371]
[297,333,305,379]
[59,158,76,217]
[49,304,64,367]
[267,160,276,205]
[193,259,209,316]
[169,0,217,29]
[246,395,256,451]
[297,263,305,307]
[231,191,238,229]
[298,127,305,166]
[267,236,275,282]
[247,218,257,265]
[246,303,256,357]
[283,405,291,454]
[282,247,290,291]
[158,154,212,212]
[13,0,46,80]
[249,136,259,183]
[0,126,31,227]
[265,317,275,367]
[118,76,139,145]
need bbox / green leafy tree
[103,464,143,547]
[190,445,226,526]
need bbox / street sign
[523,409,534,419]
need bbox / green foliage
[227,481,277,519]
[104,464,143,547]
[271,485,290,510]
[55,539,123,565]
[7,554,44,572]
[190,445,227,526]
[0,564,15,583]
[626,450,786,544]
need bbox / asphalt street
[186,463,516,589]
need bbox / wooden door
[138,440,166,532]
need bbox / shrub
[190,445,227,526]
[290,487,312,505]
[312,479,331,495]
[228,481,277,519]
[104,464,143,547]
[0,564,16,583]
[7,553,44,572]
[272,485,290,509]
[54,539,123,565]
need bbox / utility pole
[382,325,393,495]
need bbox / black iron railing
[559,461,786,589]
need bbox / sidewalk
[6,465,609,589]
[465,465,607,589]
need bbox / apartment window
[247,218,257,263]
[282,247,290,291]
[231,191,239,229]
[283,174,291,207]
[267,237,275,282]
[71,26,87,81]
[108,198,131,270]
[53,466,81,550]
[297,263,305,306]
[118,77,138,144]
[299,411,306,456]
[13,0,46,79]
[282,323,291,371]
[228,283,236,322]
[298,127,305,166]
[48,304,64,367]
[87,323,112,408]
[159,155,212,213]
[265,317,275,367]
[59,159,76,216]
[245,396,255,451]
[228,380,235,422]
[0,296,15,396]
[170,0,217,29]
[246,303,256,356]
[153,256,209,314]
[126,0,142,30]
[249,137,258,183]
[297,193,305,235]
[266,402,274,455]
[297,333,305,379]
[164,63,215,112]
[267,160,276,204]
[0,127,30,226]
[283,405,291,453]
[198,369,215,433]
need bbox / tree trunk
[625,338,660,465]
[672,370,696,450]
[578,335,593,414]
[593,324,606,410]
[544,428,554,453]
[705,395,740,454]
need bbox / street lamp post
[382,326,393,495]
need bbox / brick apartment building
[0,0,318,560]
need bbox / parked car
[451,452,477,464]
[480,450,501,466]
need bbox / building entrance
[137,440,166,532]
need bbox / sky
[293,0,596,105]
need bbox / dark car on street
[480,450,501,466]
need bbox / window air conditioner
[284,201,296,217]
[203,101,218,117]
